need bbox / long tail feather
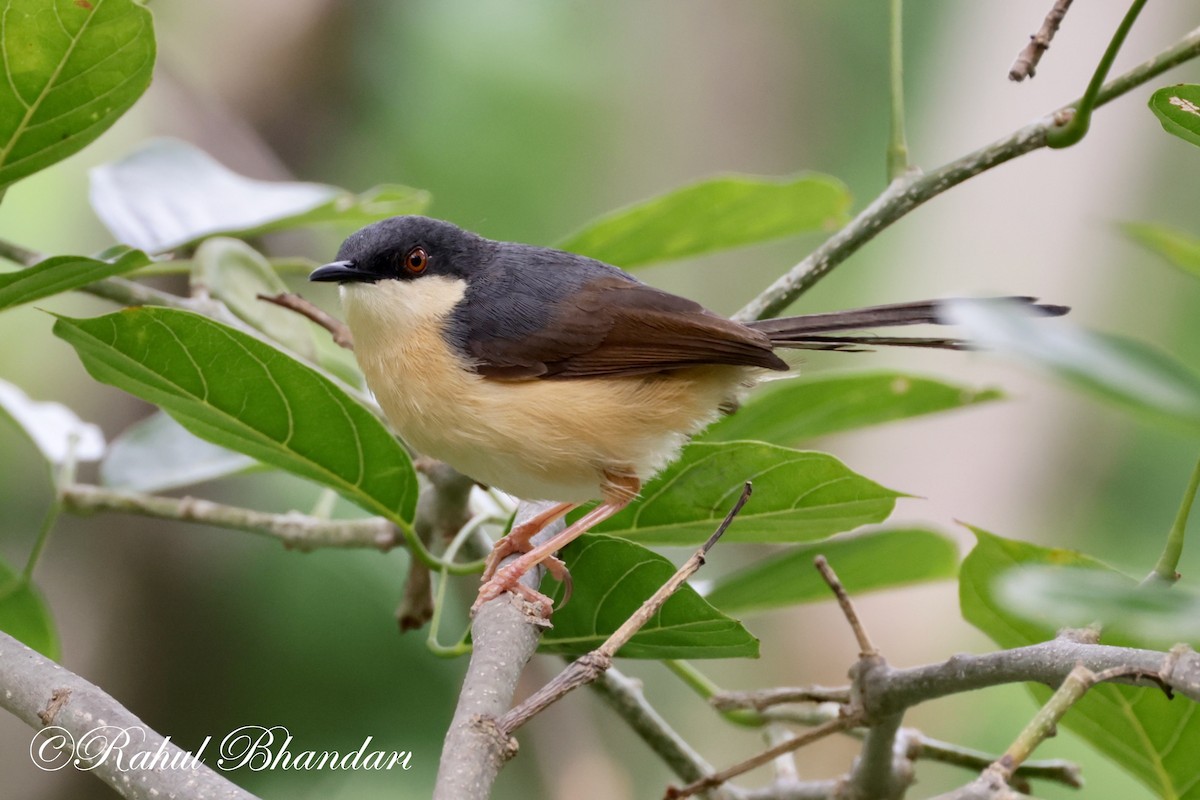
[748,296,1068,351]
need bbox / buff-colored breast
[342,278,748,502]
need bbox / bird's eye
[404,246,428,275]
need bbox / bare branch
[712,685,851,711]
[60,483,401,551]
[0,631,258,800]
[665,715,859,800]
[815,555,877,657]
[498,483,750,735]
[900,730,1082,789]
[257,292,354,350]
[1009,0,1075,81]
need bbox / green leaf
[594,442,902,545]
[0,558,59,660]
[947,298,1200,433]
[1124,221,1200,280]
[537,533,758,659]
[90,138,431,252]
[101,411,258,493]
[701,371,1002,445]
[557,173,850,268]
[996,565,1200,646]
[961,528,1200,798]
[706,528,958,614]
[0,378,104,465]
[0,249,151,312]
[195,238,317,360]
[0,0,155,188]
[53,307,417,527]
[1149,84,1200,149]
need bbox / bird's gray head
[309,216,494,285]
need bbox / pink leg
[472,495,633,616]
[481,501,577,583]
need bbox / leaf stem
[22,435,78,582]
[663,659,767,728]
[1046,0,1148,148]
[887,0,910,180]
[1147,454,1200,585]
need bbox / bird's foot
[472,557,570,618]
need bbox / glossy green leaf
[961,528,1200,798]
[947,298,1200,433]
[101,411,259,493]
[701,371,1002,445]
[997,565,1200,645]
[90,139,431,252]
[53,307,417,527]
[538,533,758,659]
[0,558,59,660]
[195,238,317,360]
[1149,84,1200,148]
[0,249,151,312]
[1124,221,1200,280]
[557,173,850,268]
[0,378,105,466]
[594,442,902,545]
[706,528,958,614]
[0,0,155,188]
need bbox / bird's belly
[355,331,746,502]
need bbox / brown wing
[465,276,787,380]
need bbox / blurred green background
[2,2,1199,798]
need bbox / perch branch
[1009,0,1075,81]
[499,483,751,734]
[0,630,258,800]
[257,292,354,350]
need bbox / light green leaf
[0,378,104,465]
[1149,84,1200,149]
[0,0,155,188]
[53,307,417,527]
[101,411,258,493]
[195,238,316,360]
[961,528,1200,798]
[1124,221,1200,280]
[706,528,958,614]
[702,371,1002,445]
[594,442,902,545]
[947,298,1200,433]
[537,533,759,659]
[557,173,850,268]
[997,565,1200,645]
[89,139,430,252]
[0,558,59,660]
[0,249,152,312]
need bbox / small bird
[310,215,1065,614]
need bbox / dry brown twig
[1010,0,1075,81]
[257,291,355,349]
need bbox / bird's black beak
[309,260,378,283]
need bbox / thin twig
[1009,0,1075,81]
[886,0,910,180]
[60,483,402,551]
[712,685,852,711]
[665,715,860,800]
[901,729,1083,789]
[734,26,1200,320]
[815,555,877,657]
[258,291,354,350]
[498,483,751,735]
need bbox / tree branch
[1009,0,1076,81]
[60,483,402,551]
[0,630,258,800]
[734,25,1200,321]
